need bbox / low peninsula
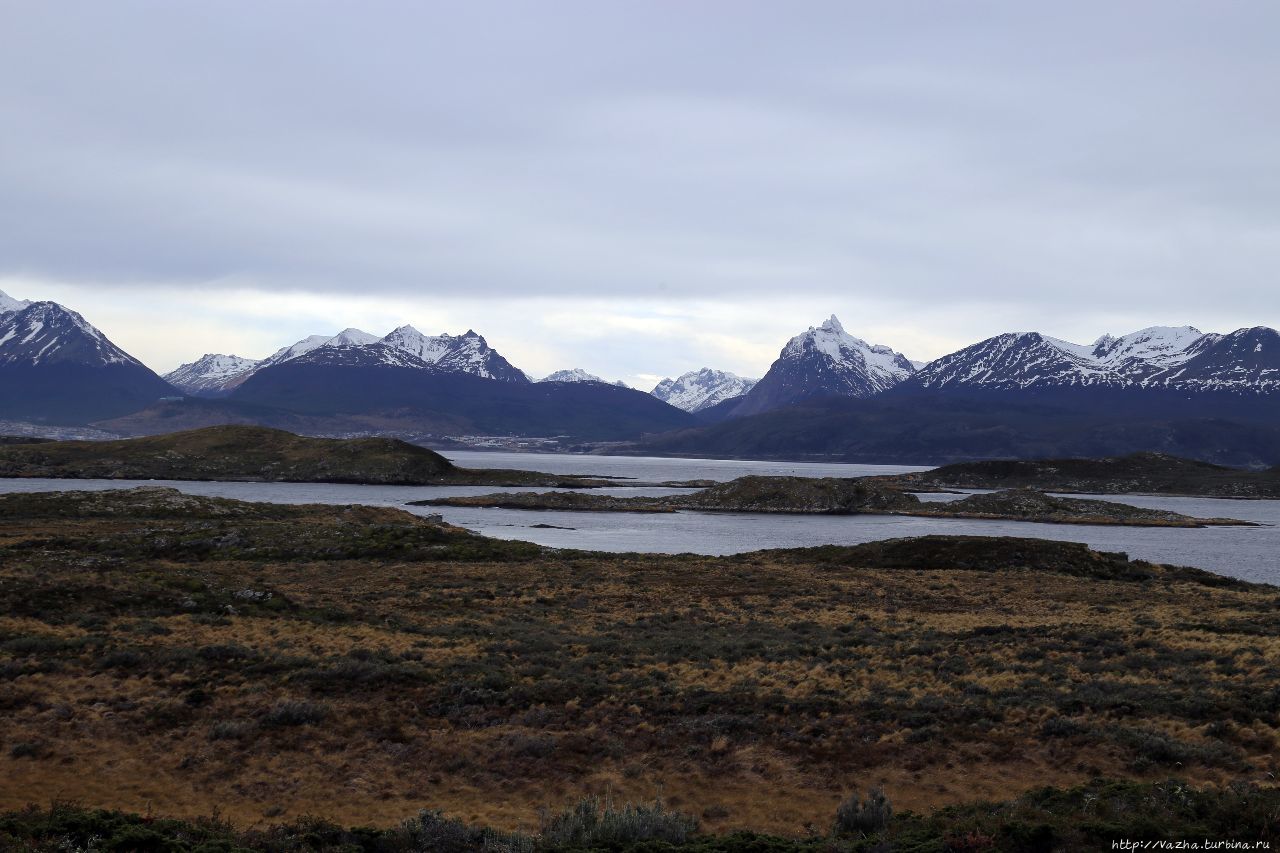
[0,425,611,488]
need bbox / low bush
[539,794,699,847]
[261,700,328,727]
[209,719,257,741]
[832,786,892,837]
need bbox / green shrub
[832,785,892,837]
[539,794,698,847]
[398,809,533,853]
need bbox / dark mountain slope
[1144,326,1280,393]
[641,389,1280,467]
[231,360,694,440]
[0,302,176,424]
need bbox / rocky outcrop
[677,475,919,513]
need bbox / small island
[885,451,1280,499]
[414,475,1252,527]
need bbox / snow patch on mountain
[325,328,381,348]
[262,334,334,367]
[652,368,758,412]
[164,354,263,395]
[541,368,608,384]
[0,290,30,316]
[1091,326,1217,375]
[290,341,436,370]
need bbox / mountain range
[908,325,1280,394]
[3,288,1279,463]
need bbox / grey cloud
[1,1,1277,327]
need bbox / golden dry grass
[1,493,1277,835]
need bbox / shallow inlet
[0,451,1275,583]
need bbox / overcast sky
[2,1,1277,385]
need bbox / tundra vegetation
[1,487,1277,849]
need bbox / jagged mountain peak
[379,325,527,382]
[782,315,913,370]
[224,323,530,385]
[651,368,758,412]
[730,317,916,417]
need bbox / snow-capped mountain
[381,325,528,383]
[230,324,529,387]
[911,332,1126,391]
[908,325,1253,393]
[730,316,916,416]
[0,289,31,315]
[0,300,175,423]
[261,328,380,367]
[651,368,758,412]
[540,368,605,383]
[0,302,145,368]
[164,354,263,397]
[1143,327,1280,394]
